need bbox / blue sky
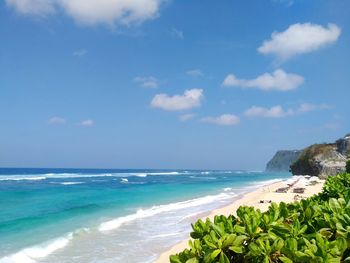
[0,0,349,170]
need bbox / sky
[0,0,349,170]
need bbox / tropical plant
[170,173,350,263]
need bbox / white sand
[154,176,324,263]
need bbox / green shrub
[170,173,350,263]
[346,160,350,173]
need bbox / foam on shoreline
[98,192,235,232]
[0,234,73,263]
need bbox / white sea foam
[146,172,180,176]
[133,173,147,177]
[129,171,181,178]
[0,227,92,263]
[0,173,111,181]
[249,178,284,188]
[150,232,181,239]
[121,178,129,183]
[223,187,233,191]
[0,233,73,263]
[98,192,234,232]
[59,182,84,185]
[0,171,184,182]
[180,211,203,221]
[0,176,46,181]
[198,176,216,180]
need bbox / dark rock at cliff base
[290,134,350,178]
[266,150,302,172]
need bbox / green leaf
[285,238,298,251]
[222,234,236,247]
[229,245,243,253]
[185,258,199,263]
[211,249,221,260]
[273,238,284,251]
[279,256,293,263]
[170,255,182,263]
[335,237,347,253]
[219,252,230,263]
[233,225,246,235]
[329,198,341,213]
[212,223,225,237]
[325,258,342,263]
[248,242,261,255]
[204,235,217,249]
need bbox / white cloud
[297,103,331,113]
[244,103,331,118]
[151,89,204,111]
[134,76,158,89]
[201,114,240,126]
[244,105,293,118]
[186,69,203,78]
[73,48,88,57]
[273,0,294,6]
[6,0,165,26]
[222,69,304,91]
[258,23,341,60]
[179,113,196,121]
[79,119,94,127]
[5,0,55,16]
[170,28,184,39]
[48,116,66,125]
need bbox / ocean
[0,168,292,263]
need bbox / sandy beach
[154,176,325,263]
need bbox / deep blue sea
[0,168,292,263]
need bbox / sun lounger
[293,188,305,194]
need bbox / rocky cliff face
[290,134,350,178]
[336,134,350,157]
[266,150,301,172]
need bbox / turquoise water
[0,169,292,262]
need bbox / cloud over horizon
[222,69,304,91]
[244,103,331,118]
[186,69,203,78]
[258,23,341,60]
[79,119,94,127]
[151,89,204,111]
[5,0,166,26]
[134,76,159,89]
[48,116,66,125]
[244,105,293,118]
[201,114,240,126]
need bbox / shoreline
[154,176,325,263]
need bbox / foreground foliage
[170,173,350,263]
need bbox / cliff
[266,150,301,172]
[290,134,350,178]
